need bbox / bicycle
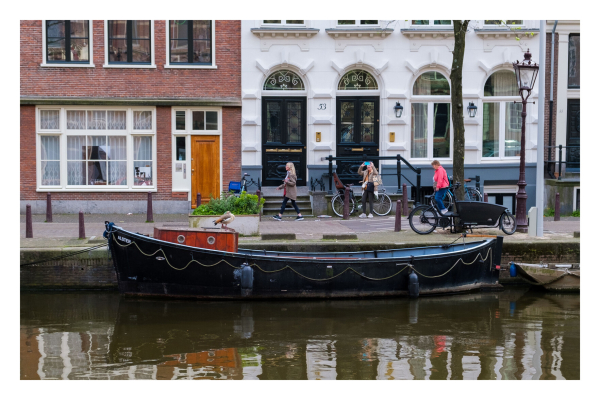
[330,173,392,217]
[409,194,516,235]
[442,177,482,211]
[228,173,256,196]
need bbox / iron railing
[545,145,580,180]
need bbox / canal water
[20,288,579,380]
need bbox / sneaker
[272,215,281,221]
[368,213,374,218]
[359,213,367,218]
[295,216,304,221]
[440,209,448,215]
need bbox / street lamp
[394,102,404,118]
[512,49,539,233]
[467,102,477,118]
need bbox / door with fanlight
[336,97,379,185]
[261,97,307,186]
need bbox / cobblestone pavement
[20,213,580,243]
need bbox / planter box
[189,214,260,236]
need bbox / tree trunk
[451,20,469,202]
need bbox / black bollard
[554,192,560,221]
[343,186,350,220]
[394,200,402,232]
[46,192,52,223]
[147,191,154,223]
[484,193,488,203]
[256,190,262,221]
[402,183,408,216]
[79,210,85,239]
[26,204,33,238]
[196,193,201,209]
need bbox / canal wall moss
[20,241,579,290]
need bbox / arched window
[338,70,378,90]
[263,70,304,90]
[484,70,519,96]
[410,72,451,159]
[413,71,450,95]
[482,70,521,159]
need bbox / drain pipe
[547,20,558,177]
[536,21,546,238]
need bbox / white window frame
[171,107,223,196]
[481,98,523,161]
[103,20,156,69]
[164,20,217,69]
[336,20,379,27]
[261,20,305,26]
[409,20,452,27]
[409,99,453,161]
[35,106,157,192]
[41,20,95,68]
[483,20,524,27]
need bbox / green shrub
[191,191,265,216]
[543,208,555,217]
[571,210,580,217]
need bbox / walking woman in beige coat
[273,162,304,221]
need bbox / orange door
[191,135,220,208]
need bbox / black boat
[104,222,503,299]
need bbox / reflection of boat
[514,263,580,292]
[105,223,504,299]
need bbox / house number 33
[317,103,326,110]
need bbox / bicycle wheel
[372,193,392,216]
[500,212,516,235]
[466,187,482,202]
[409,206,438,235]
[443,191,453,211]
[331,193,355,217]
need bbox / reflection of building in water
[156,349,244,380]
[306,340,337,380]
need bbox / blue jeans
[434,187,448,211]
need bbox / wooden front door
[566,99,580,169]
[261,97,307,186]
[336,97,379,185]
[191,135,220,208]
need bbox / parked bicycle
[228,173,260,196]
[442,177,482,211]
[409,194,516,235]
[330,173,392,217]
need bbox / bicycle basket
[228,181,241,193]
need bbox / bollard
[343,186,350,220]
[79,210,85,239]
[256,190,262,221]
[196,193,202,209]
[147,191,154,223]
[46,192,52,222]
[554,192,560,221]
[394,200,402,232]
[484,193,488,203]
[402,183,408,216]
[26,204,33,238]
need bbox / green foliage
[191,191,265,216]
[571,210,580,217]
[544,208,555,217]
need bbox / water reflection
[20,289,579,380]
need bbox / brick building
[20,20,241,213]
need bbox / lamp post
[512,49,539,233]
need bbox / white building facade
[241,20,541,212]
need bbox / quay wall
[20,242,580,290]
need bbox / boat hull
[515,264,580,292]
[107,225,503,299]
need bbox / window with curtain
[108,20,151,64]
[411,20,451,26]
[337,20,378,25]
[46,20,90,63]
[483,71,522,158]
[39,108,155,190]
[40,110,60,130]
[169,20,212,64]
[568,34,580,88]
[263,20,304,25]
[413,71,450,95]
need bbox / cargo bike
[408,190,516,235]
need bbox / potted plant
[189,191,265,236]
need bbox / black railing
[545,145,580,180]
[321,153,422,204]
[310,175,326,192]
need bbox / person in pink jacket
[431,160,450,214]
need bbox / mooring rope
[20,242,108,267]
[111,233,492,282]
